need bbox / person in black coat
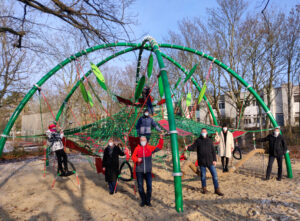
[102,138,125,194]
[254,128,287,181]
[185,128,224,196]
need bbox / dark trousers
[108,181,116,194]
[146,98,154,115]
[136,172,152,204]
[266,155,283,179]
[221,157,229,170]
[55,149,68,174]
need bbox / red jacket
[132,138,164,173]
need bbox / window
[252,100,258,106]
[294,95,300,102]
[244,119,251,124]
[219,102,225,109]
[276,113,284,126]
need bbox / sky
[129,0,298,43]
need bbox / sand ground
[0,151,299,221]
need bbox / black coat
[256,134,287,157]
[188,136,217,167]
[102,145,125,182]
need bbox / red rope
[74,61,97,121]
[76,60,114,120]
[40,91,60,127]
[69,106,81,126]
[127,80,157,136]
[190,60,214,119]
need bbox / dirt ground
[0,151,299,221]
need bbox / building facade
[217,84,300,128]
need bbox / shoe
[225,167,229,172]
[202,187,208,194]
[276,177,281,181]
[109,192,114,195]
[265,177,270,181]
[146,202,152,207]
[222,168,225,172]
[140,202,145,207]
[65,171,74,176]
[215,188,224,196]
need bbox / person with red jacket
[131,135,164,207]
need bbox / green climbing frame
[0,38,293,214]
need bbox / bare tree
[0,13,30,112]
[260,10,285,128]
[0,0,136,48]
[281,5,300,131]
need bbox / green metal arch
[55,47,218,126]
[0,41,292,198]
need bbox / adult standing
[102,138,125,194]
[215,124,234,172]
[136,109,162,141]
[186,128,224,196]
[132,135,164,207]
[254,128,287,181]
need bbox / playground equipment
[0,36,293,213]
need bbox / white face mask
[140,141,147,146]
[144,112,149,117]
[108,142,114,147]
[223,127,227,132]
[274,132,279,137]
[201,133,207,138]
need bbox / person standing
[254,128,287,181]
[132,135,164,207]
[186,128,224,196]
[142,86,154,115]
[215,124,234,172]
[102,138,125,194]
[136,109,162,141]
[46,124,71,176]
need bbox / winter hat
[49,124,57,132]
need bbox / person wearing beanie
[215,123,234,172]
[46,124,71,176]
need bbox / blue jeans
[200,165,219,190]
[136,172,152,204]
[108,181,116,194]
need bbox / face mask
[108,142,113,147]
[144,113,149,117]
[201,133,207,138]
[274,132,279,137]
[141,141,147,146]
[223,127,228,132]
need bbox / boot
[202,187,208,194]
[215,188,224,196]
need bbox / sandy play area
[0,151,299,221]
